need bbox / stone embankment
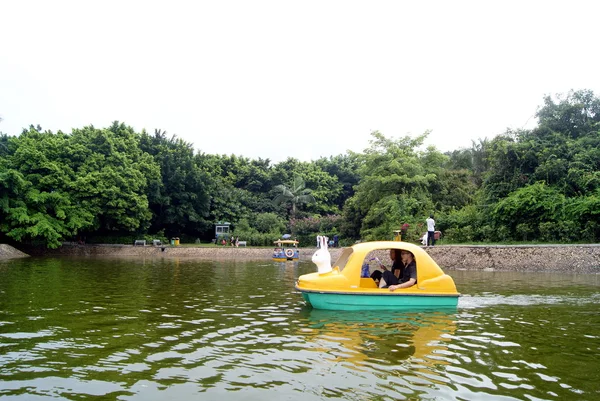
[0,244,29,260]
[8,243,600,273]
[425,245,600,273]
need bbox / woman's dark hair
[391,249,404,271]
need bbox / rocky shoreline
[0,244,29,260]
[5,243,600,273]
[425,244,600,273]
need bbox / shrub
[492,226,511,242]
[254,213,286,234]
[516,223,534,241]
[444,226,474,243]
[289,216,321,235]
[538,222,556,242]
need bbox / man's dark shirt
[400,260,417,284]
[382,260,417,286]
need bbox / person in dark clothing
[370,249,403,283]
[381,250,417,290]
[370,269,383,283]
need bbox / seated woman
[381,250,417,291]
[370,249,403,283]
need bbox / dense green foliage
[1,90,599,247]
[439,89,600,243]
[139,129,212,236]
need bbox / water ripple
[0,258,599,400]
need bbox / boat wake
[458,292,600,309]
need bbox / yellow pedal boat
[295,241,460,311]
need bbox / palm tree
[0,133,8,154]
[272,174,316,219]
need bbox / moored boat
[273,239,299,261]
[295,241,459,311]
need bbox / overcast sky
[1,0,599,163]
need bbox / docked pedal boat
[273,239,300,261]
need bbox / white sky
[1,0,599,163]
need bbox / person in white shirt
[426,215,436,246]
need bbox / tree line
[1,89,598,248]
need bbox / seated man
[381,250,417,291]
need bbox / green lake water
[1,257,599,400]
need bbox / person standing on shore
[426,214,436,246]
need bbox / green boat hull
[300,291,459,311]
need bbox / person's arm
[389,261,416,291]
[388,278,416,291]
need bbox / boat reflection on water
[297,308,457,369]
[273,260,299,268]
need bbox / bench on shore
[238,241,247,247]
[152,239,162,246]
[134,240,146,246]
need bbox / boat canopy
[274,239,299,246]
